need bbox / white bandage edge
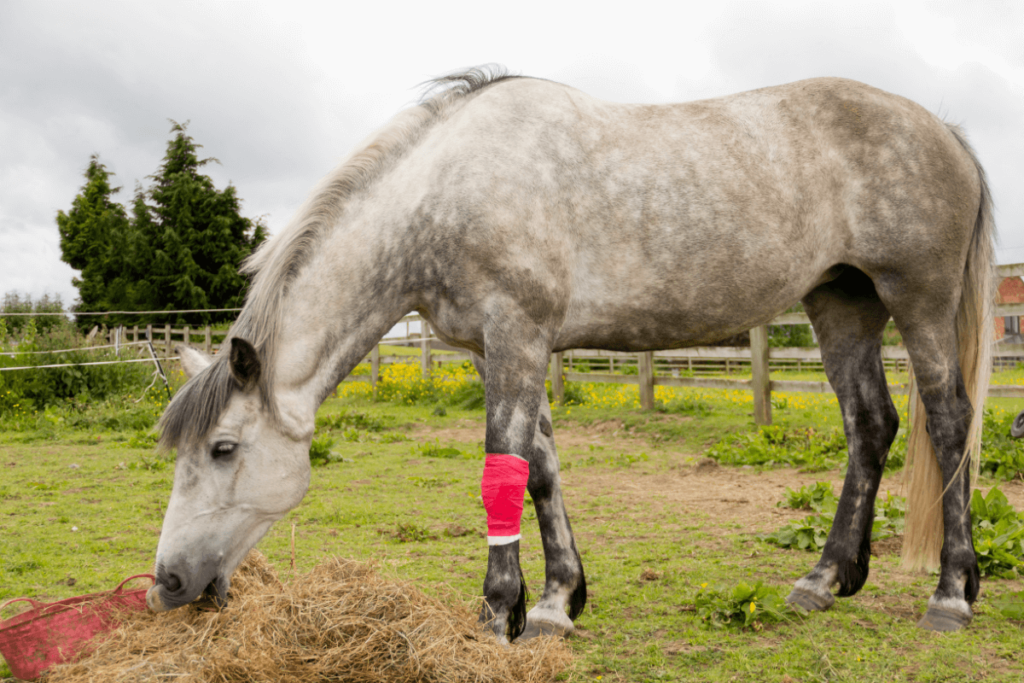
[487,533,522,546]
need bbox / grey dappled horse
[149,68,994,640]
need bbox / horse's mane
[159,66,518,450]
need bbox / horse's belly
[556,299,772,351]
[557,265,823,352]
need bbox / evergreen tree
[133,121,266,325]
[57,124,267,327]
[56,156,130,323]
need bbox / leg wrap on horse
[481,454,530,545]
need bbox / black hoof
[917,606,971,632]
[786,587,834,613]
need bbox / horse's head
[146,339,312,612]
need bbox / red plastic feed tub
[0,574,154,681]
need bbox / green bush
[768,324,815,348]
[0,314,154,417]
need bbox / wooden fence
[100,324,231,357]
[100,261,1024,426]
[338,315,1024,427]
[341,260,1024,425]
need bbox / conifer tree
[132,121,266,325]
[57,124,267,327]
[56,155,130,320]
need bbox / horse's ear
[177,345,212,379]
[229,338,261,391]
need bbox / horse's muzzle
[146,577,228,612]
[146,583,172,612]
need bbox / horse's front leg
[472,331,565,642]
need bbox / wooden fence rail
[95,295,1024,427]
[337,315,1024,426]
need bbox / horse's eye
[212,442,237,459]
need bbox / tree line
[55,121,266,328]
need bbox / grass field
[3,365,1024,681]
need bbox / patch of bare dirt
[562,460,857,534]
[406,419,484,445]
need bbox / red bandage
[480,454,530,545]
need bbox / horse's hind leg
[471,352,586,641]
[788,269,900,612]
[885,302,979,630]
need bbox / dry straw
[47,551,572,683]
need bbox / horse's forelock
[158,357,237,451]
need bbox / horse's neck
[270,237,413,411]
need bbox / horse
[147,66,994,641]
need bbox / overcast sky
[2,1,1022,309]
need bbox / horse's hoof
[786,587,834,613]
[519,607,574,640]
[917,606,972,632]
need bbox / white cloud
[2,0,1023,309]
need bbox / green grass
[4,380,1024,681]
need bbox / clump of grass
[127,454,169,472]
[777,482,836,512]
[316,409,396,433]
[309,434,349,467]
[706,424,847,471]
[972,487,1024,578]
[692,580,795,630]
[563,451,649,471]
[978,408,1024,481]
[655,396,713,417]
[763,483,1024,578]
[991,591,1024,620]
[378,522,438,543]
[763,487,905,552]
[413,439,478,459]
[407,476,461,488]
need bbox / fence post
[165,324,171,357]
[146,324,152,343]
[205,326,212,354]
[183,325,190,351]
[638,351,655,410]
[133,325,138,342]
[420,321,431,378]
[371,343,381,398]
[751,325,772,425]
[551,352,564,405]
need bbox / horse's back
[410,77,982,350]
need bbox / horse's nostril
[164,573,182,593]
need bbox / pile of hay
[47,552,572,682]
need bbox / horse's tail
[902,124,995,572]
